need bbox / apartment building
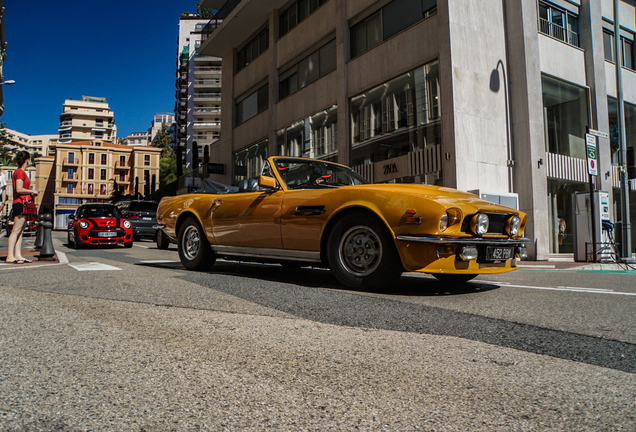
[4,128,57,156]
[35,140,161,228]
[175,16,223,170]
[58,96,117,144]
[127,132,149,146]
[148,112,176,144]
[198,0,636,260]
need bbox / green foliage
[152,124,173,159]
[0,119,16,166]
[117,137,128,145]
[160,155,177,188]
[196,1,214,18]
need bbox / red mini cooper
[67,204,133,248]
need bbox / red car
[67,204,133,248]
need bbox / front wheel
[327,213,402,290]
[178,216,216,271]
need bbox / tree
[152,124,172,158]
[117,137,128,145]
[196,1,214,18]
[159,154,178,188]
[0,119,16,166]
[109,179,125,203]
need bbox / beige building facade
[58,96,117,144]
[4,128,57,156]
[198,0,636,260]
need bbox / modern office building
[148,112,176,144]
[175,15,223,170]
[35,140,161,228]
[58,96,117,144]
[4,128,57,156]
[198,0,636,260]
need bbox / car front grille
[461,213,511,235]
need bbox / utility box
[468,190,519,210]
[572,191,611,262]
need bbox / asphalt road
[0,231,635,431]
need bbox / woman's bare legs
[6,215,27,262]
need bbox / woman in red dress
[6,151,39,264]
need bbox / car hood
[347,184,517,213]
[84,217,121,227]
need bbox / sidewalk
[518,260,636,271]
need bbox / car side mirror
[258,175,277,190]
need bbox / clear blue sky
[2,0,197,138]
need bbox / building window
[236,84,269,126]
[280,39,337,99]
[349,60,440,167]
[88,184,94,195]
[68,152,75,164]
[144,155,150,166]
[119,170,126,181]
[279,0,329,38]
[67,184,73,194]
[101,154,107,165]
[88,168,94,180]
[100,169,107,181]
[100,184,107,195]
[604,30,615,62]
[351,0,437,58]
[119,155,126,166]
[542,74,589,159]
[279,105,338,160]
[237,28,269,72]
[605,30,635,71]
[233,139,268,185]
[538,1,579,47]
[88,153,95,164]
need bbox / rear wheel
[433,274,477,284]
[156,229,170,250]
[178,216,216,271]
[327,213,402,290]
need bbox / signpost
[585,132,598,262]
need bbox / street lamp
[0,79,15,85]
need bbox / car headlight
[507,216,521,236]
[440,212,449,232]
[123,220,131,229]
[79,221,89,229]
[470,213,489,236]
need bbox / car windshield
[267,158,370,190]
[79,206,122,218]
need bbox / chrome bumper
[396,236,531,245]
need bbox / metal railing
[539,18,579,47]
[200,0,243,41]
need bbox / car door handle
[210,199,223,214]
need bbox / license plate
[142,217,152,221]
[486,246,514,260]
[98,231,117,237]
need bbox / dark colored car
[67,204,133,248]
[116,200,158,240]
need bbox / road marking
[69,262,121,271]
[482,281,636,296]
[134,244,151,249]
[138,260,179,264]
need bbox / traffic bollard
[34,214,44,249]
[37,213,56,260]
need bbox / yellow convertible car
[156,157,529,289]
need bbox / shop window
[280,0,329,38]
[349,60,440,166]
[351,0,436,58]
[280,39,337,99]
[279,106,338,160]
[233,139,268,185]
[542,75,589,159]
[236,84,269,126]
[538,1,579,47]
[237,28,269,72]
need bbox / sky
[2,0,198,138]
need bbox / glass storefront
[542,75,590,254]
[349,60,441,183]
[611,188,636,254]
[278,105,338,162]
[233,139,268,185]
[608,98,636,165]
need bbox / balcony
[63,157,79,166]
[193,121,221,131]
[114,161,130,170]
[62,172,80,182]
[194,79,221,91]
[539,18,579,47]
[193,107,221,118]
[193,93,222,103]
[194,66,222,79]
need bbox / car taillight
[126,214,139,218]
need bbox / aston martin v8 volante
[156,157,529,289]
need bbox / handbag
[23,200,37,216]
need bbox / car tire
[156,229,170,250]
[67,231,75,248]
[124,241,134,248]
[327,213,402,290]
[178,216,216,271]
[433,274,477,284]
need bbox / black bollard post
[34,214,44,249]
[37,213,56,261]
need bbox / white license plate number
[98,232,117,237]
[142,217,152,220]
[486,247,513,260]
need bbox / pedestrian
[0,166,7,219]
[6,151,39,264]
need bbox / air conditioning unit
[468,189,519,210]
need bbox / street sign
[587,128,609,139]
[585,133,598,176]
